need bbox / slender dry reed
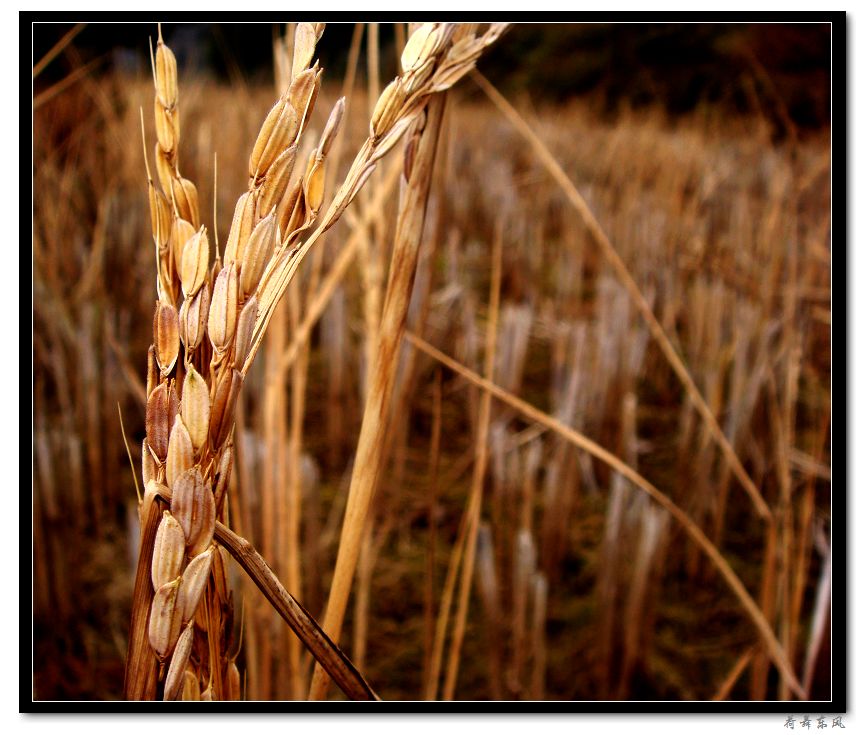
[308,91,448,701]
[471,70,770,523]
[404,331,806,699]
[307,23,507,700]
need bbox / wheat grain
[127,22,506,702]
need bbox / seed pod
[288,67,320,131]
[142,438,157,486]
[157,255,175,306]
[224,191,257,266]
[318,97,344,158]
[403,56,435,95]
[211,543,230,605]
[233,296,258,369]
[166,415,193,488]
[209,369,243,450]
[146,345,158,398]
[146,381,180,462]
[181,670,200,701]
[155,39,178,109]
[179,281,210,352]
[208,263,239,355]
[152,510,186,590]
[430,42,476,92]
[401,23,438,72]
[148,181,172,247]
[175,358,186,392]
[277,178,302,237]
[292,22,318,79]
[369,115,415,166]
[284,182,308,237]
[370,78,404,138]
[249,99,298,181]
[240,212,276,299]
[214,446,234,512]
[451,22,478,43]
[154,143,174,196]
[180,366,210,453]
[180,227,210,299]
[154,96,179,152]
[187,496,215,557]
[257,145,297,218]
[170,105,181,149]
[169,218,196,277]
[163,622,194,701]
[431,62,470,93]
[148,577,181,660]
[153,302,180,377]
[171,467,215,554]
[226,661,241,701]
[306,74,322,132]
[177,546,214,621]
[172,177,200,228]
[304,155,325,214]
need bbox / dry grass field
[32,22,831,702]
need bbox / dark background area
[32,22,832,133]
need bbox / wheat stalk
[126,21,345,701]
[307,91,449,700]
[243,23,509,376]
[306,22,508,702]
[126,21,508,702]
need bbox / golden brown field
[32,22,831,702]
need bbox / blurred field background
[32,22,831,701]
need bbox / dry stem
[405,331,805,699]
[309,95,448,700]
[471,70,770,522]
